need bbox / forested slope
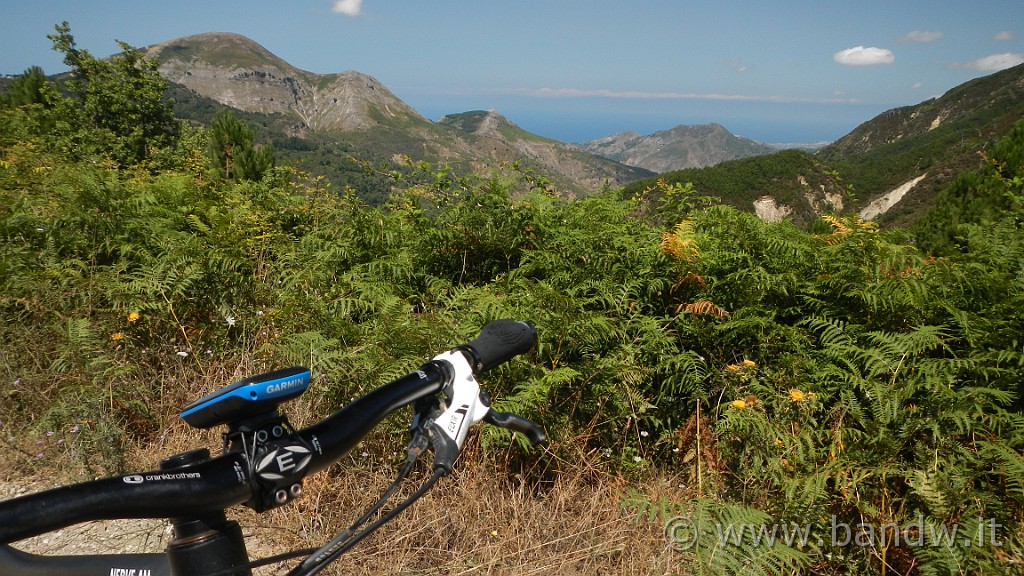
[4,25,1024,576]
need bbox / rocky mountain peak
[145,32,427,132]
[581,123,774,173]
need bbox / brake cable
[200,423,435,576]
[290,468,447,576]
[285,424,439,576]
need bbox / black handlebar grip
[460,319,537,373]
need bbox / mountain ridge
[143,32,1024,223]
[818,62,1024,225]
[146,32,430,133]
[580,123,777,172]
[146,32,651,193]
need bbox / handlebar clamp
[219,414,315,513]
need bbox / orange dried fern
[659,220,699,263]
[676,299,730,319]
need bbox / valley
[143,32,1024,226]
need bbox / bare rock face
[144,33,648,192]
[438,110,653,192]
[146,32,427,132]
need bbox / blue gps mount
[180,366,311,429]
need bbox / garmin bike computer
[180,366,311,428]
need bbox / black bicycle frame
[0,547,169,576]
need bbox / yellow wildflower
[726,364,741,372]
[788,389,806,402]
[731,399,747,410]
[127,311,140,323]
[741,359,757,368]
[110,332,124,342]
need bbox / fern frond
[660,219,700,263]
[908,469,951,516]
[979,441,1024,498]
[683,499,813,576]
[680,299,730,319]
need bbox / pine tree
[1,66,56,109]
[206,109,275,181]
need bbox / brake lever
[483,410,547,446]
[424,350,489,473]
[423,349,547,473]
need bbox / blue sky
[2,0,1022,143]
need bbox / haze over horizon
[2,0,1022,144]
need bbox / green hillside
[622,149,848,226]
[4,26,1024,576]
[819,63,1024,226]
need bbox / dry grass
[3,424,687,576]
[1,357,689,575]
[194,425,687,576]
[253,456,678,576]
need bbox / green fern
[630,495,813,576]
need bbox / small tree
[1,66,58,109]
[206,109,275,181]
[47,21,178,166]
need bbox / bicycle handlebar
[0,320,541,545]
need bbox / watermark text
[665,515,1004,551]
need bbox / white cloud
[911,81,924,89]
[332,0,363,17]
[994,31,1017,41]
[955,53,1024,71]
[726,59,750,73]
[833,46,896,66]
[487,87,859,105]
[900,30,943,43]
